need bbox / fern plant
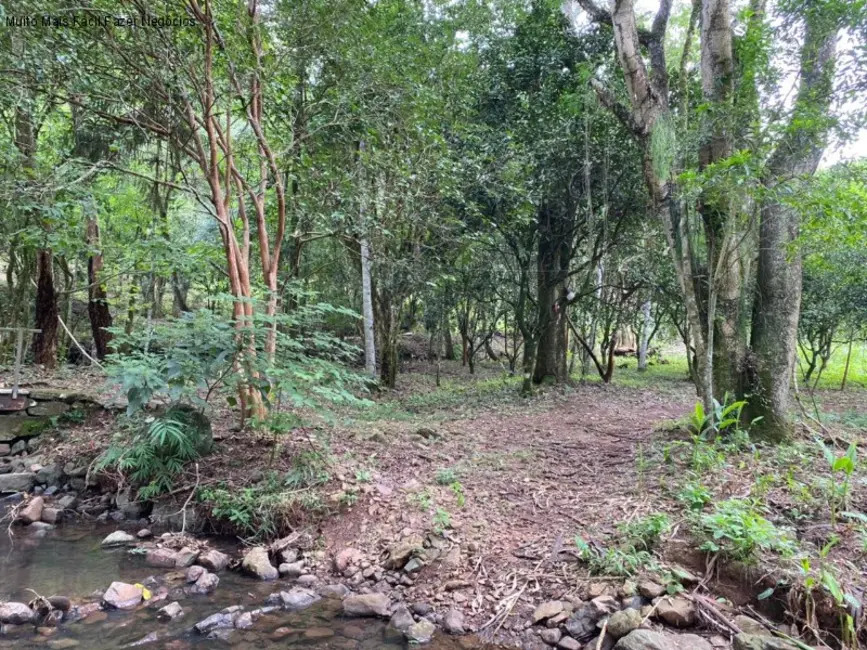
[96,413,205,499]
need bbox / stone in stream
[47,596,71,612]
[241,546,278,580]
[279,560,305,578]
[187,571,219,595]
[186,565,206,583]
[557,638,581,650]
[18,496,44,523]
[41,507,62,524]
[173,547,199,567]
[390,604,415,633]
[319,583,350,599]
[125,632,159,647]
[194,605,243,634]
[145,548,179,568]
[197,548,230,572]
[102,582,144,610]
[406,619,436,644]
[0,472,36,493]
[0,602,36,624]
[278,587,320,610]
[157,601,184,623]
[342,592,390,617]
[101,530,137,547]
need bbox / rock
[102,582,144,610]
[0,443,9,456]
[406,619,436,644]
[279,547,299,564]
[41,507,62,524]
[533,600,565,623]
[655,597,696,628]
[279,588,320,611]
[241,546,278,580]
[443,609,465,635]
[279,560,305,578]
[586,635,616,650]
[615,630,714,650]
[146,548,179,568]
[194,606,243,634]
[57,495,78,510]
[607,608,643,639]
[18,496,44,524]
[47,596,71,612]
[565,596,619,641]
[343,593,390,617]
[233,612,253,629]
[27,401,70,417]
[390,604,415,633]
[384,538,421,569]
[638,581,665,599]
[101,530,137,547]
[188,571,219,595]
[173,547,199,567]
[0,602,36,624]
[404,557,424,573]
[319,583,350,599]
[733,616,772,637]
[557,638,581,650]
[137,528,153,539]
[0,472,36,493]
[297,574,317,587]
[733,634,802,650]
[186,566,206,583]
[334,547,363,572]
[35,464,63,486]
[157,602,184,622]
[49,640,81,649]
[198,549,230,572]
[540,628,561,645]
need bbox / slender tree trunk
[749,12,838,441]
[443,315,455,360]
[32,249,58,367]
[533,204,570,384]
[86,207,113,359]
[358,141,377,379]
[637,299,652,371]
[360,236,376,378]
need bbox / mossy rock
[0,415,50,442]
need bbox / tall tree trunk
[86,208,113,359]
[533,204,570,384]
[15,97,59,367]
[360,235,377,379]
[637,299,652,371]
[749,11,839,441]
[358,141,377,379]
[443,314,455,360]
[32,249,58,367]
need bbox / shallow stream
[0,524,484,649]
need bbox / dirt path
[317,379,697,643]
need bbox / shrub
[696,498,796,563]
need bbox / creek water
[0,523,487,650]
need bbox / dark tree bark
[14,102,59,367]
[32,249,58,367]
[749,11,839,441]
[533,203,572,384]
[86,213,113,359]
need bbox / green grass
[796,342,867,390]
[569,343,867,392]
